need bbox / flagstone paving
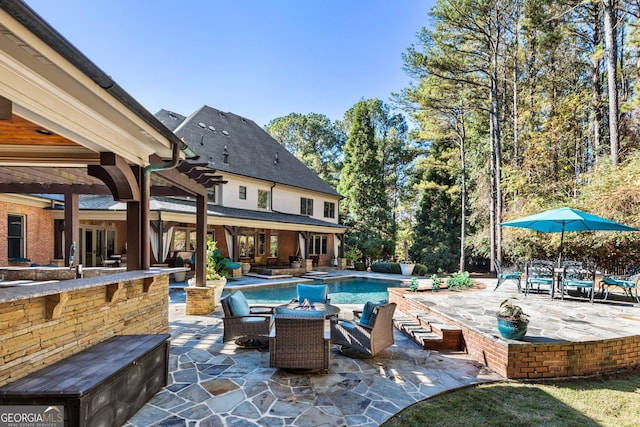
[125,293,502,426]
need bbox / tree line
[266,0,640,273]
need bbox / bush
[413,264,428,276]
[354,261,366,271]
[447,271,473,289]
[371,262,393,273]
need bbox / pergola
[0,1,218,285]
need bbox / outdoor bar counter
[0,268,174,387]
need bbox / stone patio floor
[124,275,504,426]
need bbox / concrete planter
[400,263,415,276]
[241,263,251,274]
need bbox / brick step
[395,311,463,350]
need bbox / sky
[24,0,435,127]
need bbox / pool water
[169,278,405,305]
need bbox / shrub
[413,264,428,276]
[371,262,393,273]
[447,271,473,289]
[390,262,401,274]
[354,261,366,271]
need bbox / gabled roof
[156,106,341,197]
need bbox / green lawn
[381,372,640,427]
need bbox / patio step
[394,311,463,351]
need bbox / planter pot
[400,263,415,276]
[173,270,187,282]
[291,261,301,268]
[497,317,528,340]
[206,277,227,308]
[241,263,251,274]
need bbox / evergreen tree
[338,101,393,264]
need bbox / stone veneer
[0,271,169,387]
[388,288,640,379]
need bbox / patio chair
[220,291,274,347]
[561,264,596,303]
[525,260,555,297]
[292,283,329,303]
[330,302,396,358]
[493,260,522,292]
[600,264,640,303]
[269,312,330,372]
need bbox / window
[307,235,328,255]
[269,234,279,257]
[300,197,313,216]
[239,233,255,257]
[207,187,216,204]
[239,186,247,200]
[258,190,270,209]
[172,227,198,251]
[8,215,24,259]
[324,202,335,218]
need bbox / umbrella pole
[557,229,564,267]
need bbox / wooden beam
[0,96,12,120]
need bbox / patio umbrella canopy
[501,206,638,264]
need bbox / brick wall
[0,201,55,265]
[389,288,640,379]
[0,274,169,386]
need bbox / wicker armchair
[331,302,396,358]
[220,291,274,346]
[269,313,330,372]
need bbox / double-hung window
[324,202,335,218]
[300,197,313,216]
[8,214,25,259]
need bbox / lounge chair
[330,302,396,358]
[600,264,640,303]
[220,291,274,347]
[493,260,522,292]
[269,312,330,372]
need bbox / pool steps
[394,310,463,351]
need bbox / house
[153,106,346,268]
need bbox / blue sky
[25,0,435,127]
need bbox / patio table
[275,302,340,318]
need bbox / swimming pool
[225,278,405,304]
[169,277,406,305]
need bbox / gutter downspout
[141,143,181,270]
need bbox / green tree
[265,113,344,187]
[338,101,394,264]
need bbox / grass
[381,372,640,427]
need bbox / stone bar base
[186,286,217,315]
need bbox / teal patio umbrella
[501,206,638,264]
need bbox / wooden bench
[0,334,170,427]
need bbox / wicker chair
[269,313,330,372]
[220,291,274,346]
[331,302,396,358]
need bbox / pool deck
[128,272,502,426]
[128,271,640,425]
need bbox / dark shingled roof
[155,106,340,197]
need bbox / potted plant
[399,260,415,276]
[173,257,187,282]
[497,298,529,340]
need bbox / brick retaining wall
[0,272,169,386]
[389,288,640,379]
